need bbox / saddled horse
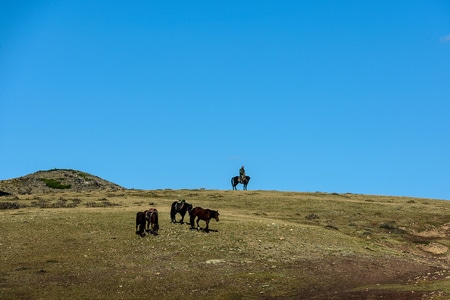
[135,208,159,237]
[170,200,193,224]
[231,175,251,190]
[190,206,219,232]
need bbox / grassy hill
[1,172,450,299]
[0,169,123,195]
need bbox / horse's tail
[153,211,159,231]
[231,176,237,189]
[135,212,139,230]
[136,212,145,235]
[170,201,176,220]
[189,208,196,228]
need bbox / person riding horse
[239,166,246,183]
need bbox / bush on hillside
[40,178,71,189]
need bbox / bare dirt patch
[275,257,447,299]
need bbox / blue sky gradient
[1,1,449,199]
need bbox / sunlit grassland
[1,189,450,299]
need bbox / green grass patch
[40,178,71,189]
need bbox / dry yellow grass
[1,189,450,299]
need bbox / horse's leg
[142,216,147,236]
[205,220,210,232]
[196,217,201,230]
[135,215,139,234]
[138,216,145,237]
[151,221,155,234]
[180,212,185,224]
[148,213,155,233]
[174,212,178,224]
[170,204,176,223]
[136,214,144,236]
[145,217,150,233]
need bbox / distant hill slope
[0,169,124,195]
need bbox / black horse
[190,207,219,232]
[170,200,193,224]
[136,208,159,237]
[231,175,250,190]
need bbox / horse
[170,200,193,224]
[135,208,159,237]
[190,206,219,232]
[231,175,251,190]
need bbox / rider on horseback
[239,166,246,183]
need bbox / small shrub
[31,199,50,208]
[305,213,320,220]
[0,202,21,209]
[325,224,339,230]
[379,222,396,230]
[51,199,78,208]
[379,221,405,234]
[85,200,120,208]
[77,172,91,181]
[413,240,430,245]
[40,178,71,189]
[70,198,82,205]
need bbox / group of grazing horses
[135,174,248,236]
[135,200,220,236]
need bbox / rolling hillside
[1,170,450,299]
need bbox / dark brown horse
[190,207,219,232]
[170,200,193,224]
[231,175,250,190]
[136,208,159,237]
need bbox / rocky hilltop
[0,169,124,195]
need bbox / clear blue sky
[1,1,449,199]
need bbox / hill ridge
[0,169,124,195]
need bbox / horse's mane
[206,209,218,216]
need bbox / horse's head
[152,223,159,235]
[186,203,193,213]
[213,211,219,222]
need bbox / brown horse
[190,207,219,232]
[136,208,159,237]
